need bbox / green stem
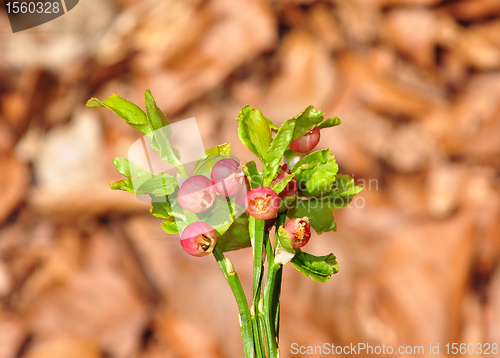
[213,244,255,358]
[262,212,287,358]
[251,305,266,358]
[251,217,266,301]
[262,261,280,358]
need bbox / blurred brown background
[1,0,500,357]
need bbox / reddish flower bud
[271,164,298,198]
[211,159,244,196]
[284,217,311,248]
[180,221,217,257]
[177,175,216,213]
[245,187,280,220]
[289,126,320,153]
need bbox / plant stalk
[213,244,255,358]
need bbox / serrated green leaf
[89,92,187,176]
[236,105,272,161]
[265,119,296,182]
[144,89,169,130]
[331,174,364,197]
[110,174,178,197]
[112,157,150,178]
[291,106,324,141]
[136,175,178,196]
[110,157,178,196]
[287,198,336,234]
[143,90,187,175]
[318,116,341,129]
[321,174,363,209]
[291,249,339,283]
[87,94,151,135]
[293,149,338,196]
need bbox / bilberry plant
[87,92,363,358]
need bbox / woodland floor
[1,0,500,357]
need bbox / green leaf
[293,149,338,196]
[161,216,179,234]
[264,119,296,182]
[151,199,172,219]
[236,105,272,161]
[218,213,252,252]
[110,174,178,196]
[135,175,178,196]
[283,149,305,169]
[276,226,294,253]
[287,198,336,234]
[322,174,364,209]
[144,89,169,131]
[143,91,187,175]
[331,174,364,197]
[272,171,296,196]
[205,142,231,156]
[90,92,187,176]
[109,179,135,193]
[274,226,296,265]
[291,106,324,141]
[291,249,339,283]
[110,157,178,196]
[266,117,280,131]
[196,196,235,236]
[318,116,341,129]
[112,157,150,178]
[87,94,151,135]
[194,155,227,176]
[160,196,236,239]
[194,143,232,176]
[243,161,262,188]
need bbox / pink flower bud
[289,126,320,153]
[284,217,311,248]
[211,159,244,196]
[177,175,216,213]
[180,221,217,257]
[245,187,280,220]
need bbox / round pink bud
[284,217,311,248]
[180,221,217,257]
[177,175,216,213]
[245,187,280,220]
[289,126,320,153]
[211,159,244,197]
[271,164,298,198]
